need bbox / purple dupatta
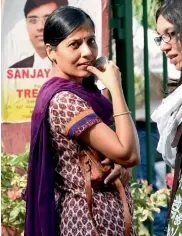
[24,77,113,236]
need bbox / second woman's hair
[44,6,95,48]
[156,0,182,42]
[156,0,182,87]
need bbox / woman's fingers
[101,158,112,165]
[86,65,102,77]
[104,164,132,186]
[87,60,122,92]
[104,164,121,184]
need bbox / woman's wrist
[111,87,129,114]
[109,85,123,97]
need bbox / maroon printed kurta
[48,91,136,236]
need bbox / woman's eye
[70,42,80,48]
[89,38,96,44]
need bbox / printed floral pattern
[167,176,182,236]
[48,91,136,235]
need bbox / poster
[2,0,102,122]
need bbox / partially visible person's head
[44,6,98,80]
[24,0,68,58]
[155,0,182,71]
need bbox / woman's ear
[45,44,56,62]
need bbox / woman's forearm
[86,62,140,166]
[110,86,140,165]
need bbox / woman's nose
[160,41,172,52]
[81,43,92,57]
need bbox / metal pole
[143,0,153,234]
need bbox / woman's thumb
[87,66,102,77]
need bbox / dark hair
[156,0,182,41]
[43,6,95,48]
[24,0,68,17]
[44,6,97,90]
[156,0,182,87]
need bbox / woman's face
[157,15,182,71]
[52,22,98,80]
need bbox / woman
[25,6,140,236]
[152,0,182,235]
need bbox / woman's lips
[170,58,176,64]
[77,64,90,70]
[77,61,93,69]
[78,62,92,66]
[168,55,178,65]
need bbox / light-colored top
[151,85,182,168]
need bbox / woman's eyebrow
[157,27,174,35]
[68,34,96,42]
